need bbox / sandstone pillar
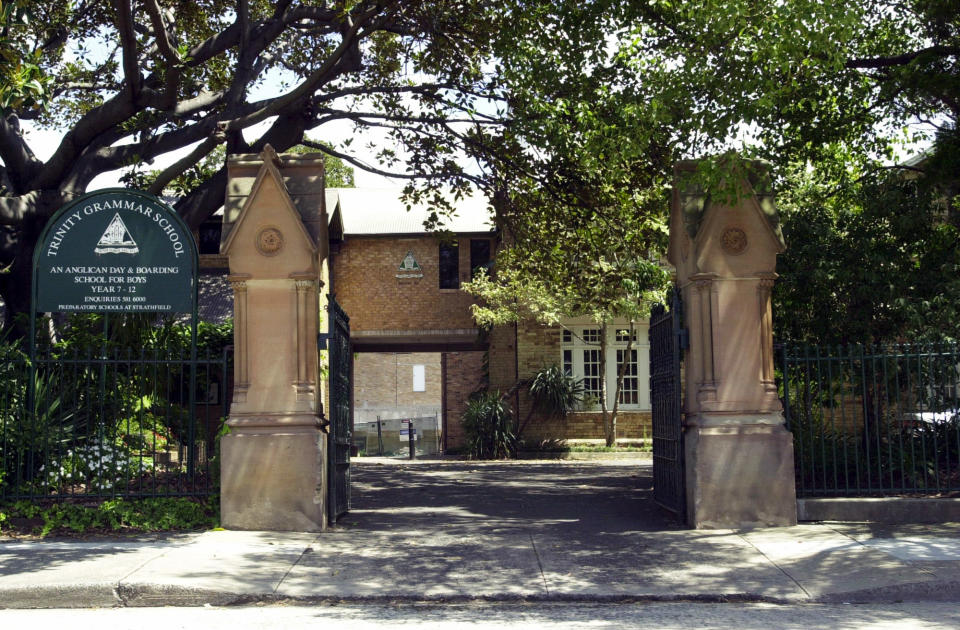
[667,160,797,528]
[219,146,329,531]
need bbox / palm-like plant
[517,365,584,440]
[462,391,515,459]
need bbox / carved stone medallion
[255,227,284,256]
[720,227,748,255]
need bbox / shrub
[529,364,583,416]
[0,496,218,536]
[462,391,515,459]
[39,438,150,493]
[516,364,584,440]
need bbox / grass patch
[0,496,219,537]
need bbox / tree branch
[148,133,224,195]
[223,4,380,131]
[846,46,960,69]
[143,0,182,109]
[67,116,223,190]
[299,138,419,180]
[144,0,181,64]
[315,107,504,126]
[0,116,43,193]
[111,0,141,97]
[0,190,68,226]
[175,90,228,116]
[32,92,140,189]
[175,168,227,229]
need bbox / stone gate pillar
[667,159,797,528]
[219,145,329,531]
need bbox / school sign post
[33,189,196,315]
[17,190,211,498]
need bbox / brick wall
[487,323,517,391]
[353,352,442,423]
[327,232,654,447]
[522,411,653,443]
[441,351,486,449]
[331,236,489,333]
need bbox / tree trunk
[0,191,66,340]
[600,323,616,447]
[1,224,40,340]
[608,322,635,450]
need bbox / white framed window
[560,323,650,410]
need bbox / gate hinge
[317,332,330,350]
[677,327,689,350]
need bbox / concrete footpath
[2,458,960,609]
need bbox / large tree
[2,0,957,337]
[0,0,515,328]
[774,152,960,345]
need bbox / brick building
[325,188,491,450]
[325,187,652,449]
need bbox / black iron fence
[780,343,960,497]
[1,344,230,499]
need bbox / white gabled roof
[326,187,494,236]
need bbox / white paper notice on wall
[413,364,426,392]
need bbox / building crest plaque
[255,226,284,256]
[396,251,424,279]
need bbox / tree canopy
[0,0,957,336]
[465,0,959,344]
[775,155,960,345]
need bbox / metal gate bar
[649,287,686,519]
[327,298,352,523]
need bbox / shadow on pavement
[340,459,683,535]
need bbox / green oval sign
[33,189,197,313]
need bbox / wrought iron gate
[327,298,352,523]
[649,287,687,519]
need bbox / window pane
[562,329,572,344]
[583,348,602,403]
[469,239,491,279]
[197,221,222,255]
[438,242,459,289]
[563,349,573,375]
[582,329,601,344]
[615,328,638,343]
[617,349,639,405]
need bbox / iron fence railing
[353,415,442,458]
[779,343,960,497]
[0,345,230,499]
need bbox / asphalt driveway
[341,457,681,535]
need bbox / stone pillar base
[685,422,797,528]
[220,422,327,531]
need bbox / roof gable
[221,145,318,256]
